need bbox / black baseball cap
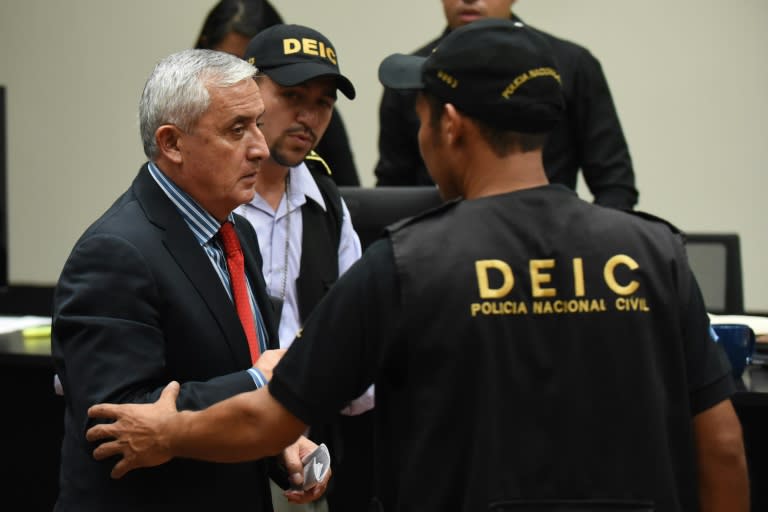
[244,23,355,99]
[378,18,564,132]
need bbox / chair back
[339,186,443,250]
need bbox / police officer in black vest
[234,24,373,512]
[88,18,748,512]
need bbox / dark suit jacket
[52,164,280,511]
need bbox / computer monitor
[0,87,52,316]
[339,186,443,250]
[683,232,744,314]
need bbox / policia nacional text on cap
[378,17,564,133]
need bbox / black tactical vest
[296,153,342,323]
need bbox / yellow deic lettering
[603,254,640,295]
[325,47,337,65]
[475,259,514,299]
[303,38,318,55]
[572,257,585,297]
[282,38,337,65]
[283,38,301,55]
[474,254,640,301]
[530,259,555,298]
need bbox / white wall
[1,0,767,311]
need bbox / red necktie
[219,222,260,363]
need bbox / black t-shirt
[269,185,733,511]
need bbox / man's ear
[442,103,464,147]
[156,125,184,164]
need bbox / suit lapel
[132,165,254,364]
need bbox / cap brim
[263,62,356,100]
[378,53,426,90]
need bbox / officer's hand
[87,381,181,479]
[253,348,286,381]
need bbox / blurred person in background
[196,0,361,187]
[374,0,638,210]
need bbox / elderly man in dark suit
[51,49,327,511]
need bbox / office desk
[732,365,768,511]
[1,333,766,511]
[0,330,62,512]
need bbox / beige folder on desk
[0,315,51,335]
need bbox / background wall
[1,0,766,311]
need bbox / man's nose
[296,106,320,126]
[247,125,269,161]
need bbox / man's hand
[86,381,181,479]
[280,436,332,504]
[253,348,286,381]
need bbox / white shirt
[236,162,373,414]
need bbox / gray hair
[139,48,258,159]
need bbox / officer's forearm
[171,387,307,463]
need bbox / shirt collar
[287,161,327,212]
[147,161,235,246]
[244,161,327,214]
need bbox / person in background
[235,23,373,512]
[375,0,638,210]
[52,48,327,511]
[195,0,361,187]
[86,19,747,512]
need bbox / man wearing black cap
[375,0,639,212]
[235,24,372,512]
[86,19,747,512]
[193,0,361,188]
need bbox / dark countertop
[3,327,767,398]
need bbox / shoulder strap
[305,149,333,177]
[624,209,683,236]
[305,150,343,247]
